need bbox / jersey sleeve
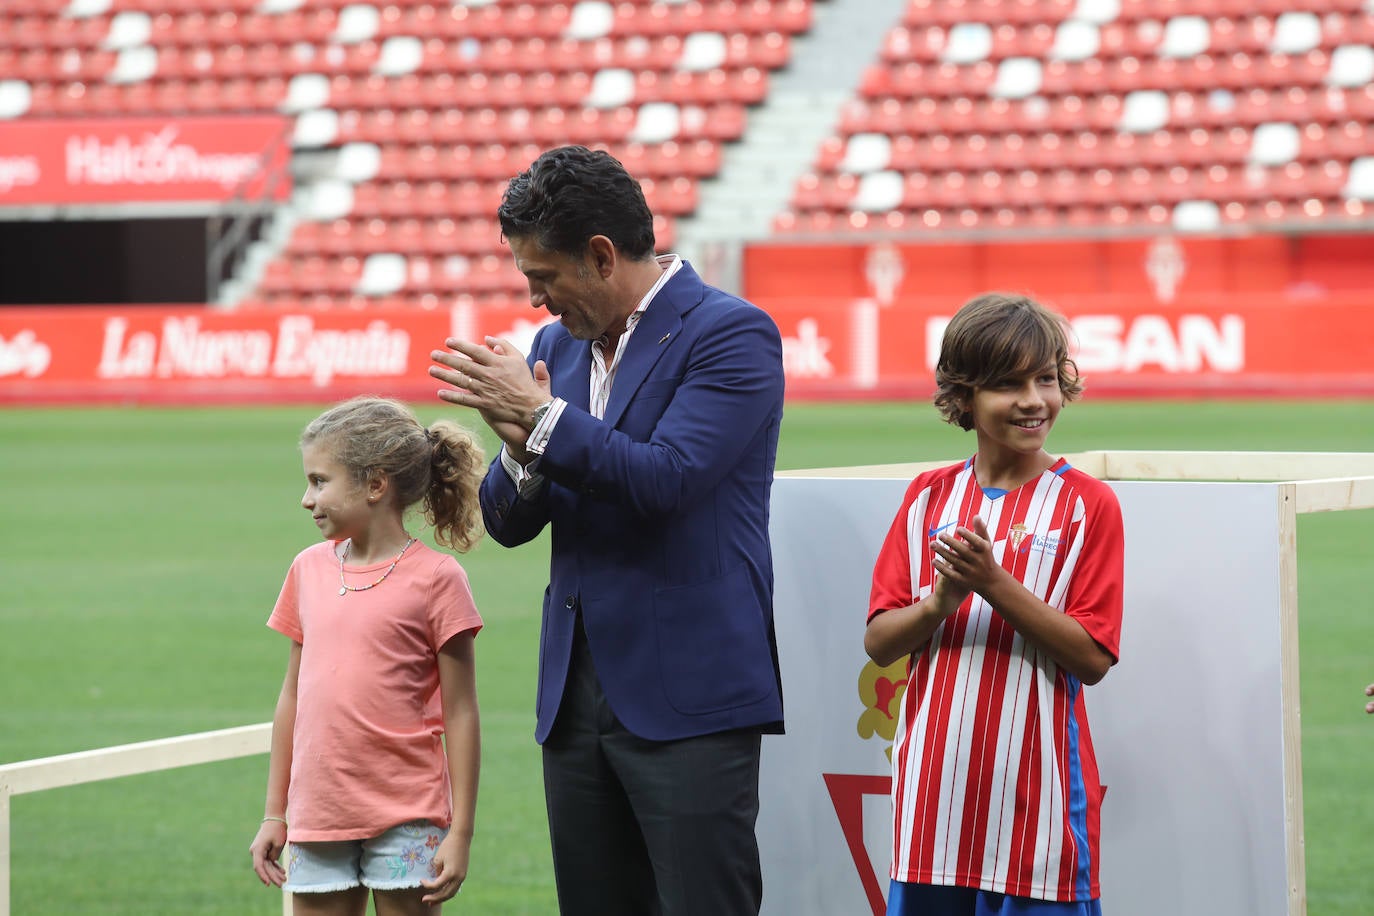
[868,478,921,623]
[1063,481,1125,662]
[428,554,484,650]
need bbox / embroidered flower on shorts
[387,843,427,879]
[287,844,302,877]
[425,833,442,850]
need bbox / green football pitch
[2,399,1371,914]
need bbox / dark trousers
[542,618,764,916]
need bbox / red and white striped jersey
[868,456,1124,902]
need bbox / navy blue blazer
[479,262,786,743]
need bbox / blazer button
[496,498,510,515]
[564,596,576,609]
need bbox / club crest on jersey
[1008,524,1029,552]
[1010,525,1062,557]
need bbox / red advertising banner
[743,234,1374,398]
[0,116,292,206]
[0,303,560,404]
[0,294,1371,404]
[0,307,453,404]
[761,292,1374,398]
[744,233,1374,304]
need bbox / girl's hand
[420,830,471,904]
[249,821,288,888]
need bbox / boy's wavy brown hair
[933,292,1084,430]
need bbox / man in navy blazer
[430,145,784,915]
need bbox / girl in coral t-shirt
[249,396,486,913]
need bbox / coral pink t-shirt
[267,539,482,841]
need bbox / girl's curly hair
[301,397,486,551]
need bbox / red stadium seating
[779,0,1374,236]
[4,0,1372,302]
[1,0,815,307]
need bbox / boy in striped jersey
[865,293,1124,916]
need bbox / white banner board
[760,474,1295,916]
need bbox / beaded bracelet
[262,815,288,826]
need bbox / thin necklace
[338,537,415,597]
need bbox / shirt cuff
[526,397,567,457]
[499,445,545,498]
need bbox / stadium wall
[1,234,1371,403]
[743,232,1374,400]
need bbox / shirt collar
[626,254,682,332]
[599,254,682,346]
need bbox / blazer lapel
[601,271,692,429]
[601,300,676,431]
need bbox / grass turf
[1,399,1371,914]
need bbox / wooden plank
[779,461,939,479]
[777,452,1110,479]
[1,790,10,916]
[0,723,271,797]
[1277,485,1307,915]
[1097,451,1374,482]
[1292,477,1374,514]
[781,451,1374,486]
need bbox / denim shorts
[284,820,449,893]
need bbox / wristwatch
[530,399,553,429]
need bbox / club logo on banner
[821,658,908,915]
[1145,236,1187,303]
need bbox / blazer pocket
[633,377,681,403]
[653,563,774,715]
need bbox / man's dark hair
[497,145,657,260]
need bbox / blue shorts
[284,820,449,894]
[887,881,1102,916]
